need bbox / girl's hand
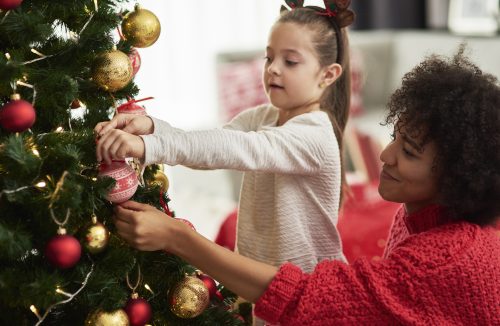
[94,114,154,137]
[96,129,145,163]
[113,201,184,252]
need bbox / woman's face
[378,125,441,213]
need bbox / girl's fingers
[98,118,120,136]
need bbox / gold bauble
[169,276,210,318]
[84,219,110,254]
[91,50,133,92]
[151,170,169,192]
[121,5,161,48]
[85,309,130,326]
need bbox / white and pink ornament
[98,160,139,203]
[128,48,142,76]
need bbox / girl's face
[378,125,441,213]
[263,22,329,116]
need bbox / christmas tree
[0,0,246,324]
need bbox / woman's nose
[380,141,397,166]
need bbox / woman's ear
[322,63,343,87]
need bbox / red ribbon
[159,191,173,217]
[117,96,154,112]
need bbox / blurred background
[130,0,500,261]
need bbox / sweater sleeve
[254,247,445,326]
[140,114,332,174]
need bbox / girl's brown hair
[278,8,351,199]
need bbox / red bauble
[128,48,141,76]
[70,99,82,109]
[125,297,152,326]
[0,95,36,132]
[197,274,217,299]
[117,102,146,115]
[0,0,23,10]
[98,161,139,203]
[45,234,82,269]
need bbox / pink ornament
[0,95,36,132]
[128,48,142,76]
[45,234,82,269]
[125,297,152,326]
[0,0,23,10]
[98,161,139,203]
[117,102,146,115]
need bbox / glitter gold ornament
[150,170,169,192]
[121,5,161,48]
[85,309,130,325]
[84,215,110,254]
[169,276,209,318]
[91,49,133,92]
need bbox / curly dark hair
[384,45,500,226]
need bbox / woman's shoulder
[389,222,500,274]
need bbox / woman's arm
[113,201,278,302]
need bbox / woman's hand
[114,201,279,303]
[95,129,145,164]
[94,114,154,137]
[113,201,184,252]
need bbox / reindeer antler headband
[280,0,355,64]
[281,0,355,28]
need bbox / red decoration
[0,94,36,132]
[215,290,224,301]
[125,297,152,326]
[128,48,142,76]
[0,0,23,10]
[197,274,217,299]
[45,234,82,269]
[98,161,139,203]
[117,97,153,115]
[70,99,82,109]
[117,102,146,116]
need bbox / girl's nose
[267,61,280,75]
[380,141,397,166]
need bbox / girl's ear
[322,63,343,87]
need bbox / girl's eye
[264,56,272,63]
[285,60,298,66]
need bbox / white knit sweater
[141,104,345,272]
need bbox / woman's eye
[403,147,415,157]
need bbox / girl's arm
[113,201,278,302]
[141,114,334,174]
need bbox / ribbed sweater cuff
[254,263,304,324]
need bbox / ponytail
[322,29,351,203]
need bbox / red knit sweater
[254,205,500,325]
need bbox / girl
[96,1,354,273]
[112,49,500,325]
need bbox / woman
[113,48,500,325]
